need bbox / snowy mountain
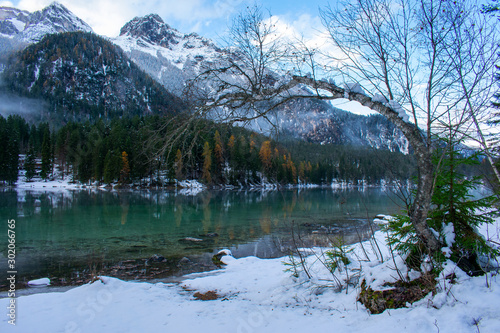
[0,2,93,70]
[113,14,225,94]
[276,99,410,153]
[0,2,409,153]
[112,14,409,153]
[2,31,184,123]
[0,2,92,42]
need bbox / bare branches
[155,0,498,254]
[441,0,500,184]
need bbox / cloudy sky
[0,0,330,41]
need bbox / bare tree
[442,2,500,185]
[176,1,498,255]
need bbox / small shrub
[283,253,301,278]
[325,239,353,274]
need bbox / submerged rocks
[178,257,191,265]
[147,254,166,263]
[181,237,204,242]
[179,233,219,245]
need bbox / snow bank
[177,179,206,196]
[1,217,499,333]
[27,278,51,287]
[16,178,82,190]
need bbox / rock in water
[182,237,204,242]
[147,254,166,263]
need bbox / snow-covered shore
[1,217,499,332]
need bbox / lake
[0,187,403,287]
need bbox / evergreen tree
[102,151,122,184]
[40,128,52,180]
[5,132,19,185]
[78,151,93,184]
[103,151,114,184]
[0,116,20,185]
[0,115,9,181]
[428,140,497,274]
[25,147,36,181]
[298,161,306,183]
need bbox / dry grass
[193,290,219,301]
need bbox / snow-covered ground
[2,216,499,332]
[16,178,83,191]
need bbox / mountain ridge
[0,2,92,42]
[0,2,409,153]
[2,31,184,123]
[111,13,410,153]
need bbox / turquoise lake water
[0,187,403,284]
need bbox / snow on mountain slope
[0,2,92,42]
[116,14,223,69]
[22,2,93,42]
[111,14,410,153]
[112,14,225,93]
[0,3,410,154]
[0,7,30,37]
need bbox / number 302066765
[8,219,16,270]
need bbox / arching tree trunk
[291,75,442,253]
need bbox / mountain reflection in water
[0,187,402,287]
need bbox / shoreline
[1,222,499,332]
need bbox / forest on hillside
[0,114,419,187]
[1,31,184,123]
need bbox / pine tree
[103,151,115,184]
[428,139,497,274]
[6,133,19,185]
[0,116,19,185]
[228,134,236,151]
[40,128,52,180]
[25,147,36,181]
[299,161,306,183]
[287,155,297,184]
[78,151,93,184]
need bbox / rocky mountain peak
[119,14,180,48]
[22,2,92,42]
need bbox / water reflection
[0,187,403,283]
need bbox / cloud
[264,13,343,78]
[0,1,15,6]
[15,0,249,37]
